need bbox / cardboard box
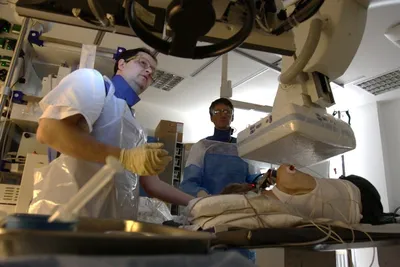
[155,120,184,142]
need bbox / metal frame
[219,53,273,113]
[0,18,30,142]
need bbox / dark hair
[113,47,157,75]
[209,98,234,116]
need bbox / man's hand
[120,143,172,176]
[140,175,194,206]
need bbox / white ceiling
[5,0,400,113]
[332,0,400,110]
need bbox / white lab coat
[29,69,146,220]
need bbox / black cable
[271,0,324,35]
[394,206,400,216]
[391,206,400,223]
[87,0,110,27]
[250,173,264,184]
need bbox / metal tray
[0,217,213,257]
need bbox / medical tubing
[48,157,123,222]
[279,18,323,84]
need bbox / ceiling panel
[338,2,400,85]
[231,70,280,107]
[140,51,268,111]
[238,48,282,65]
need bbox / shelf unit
[0,18,27,208]
[0,22,21,75]
[156,133,185,215]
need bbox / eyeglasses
[126,55,157,82]
[212,109,233,115]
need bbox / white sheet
[187,194,344,230]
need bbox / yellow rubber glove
[119,143,172,176]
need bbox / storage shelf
[0,32,20,40]
[0,48,15,57]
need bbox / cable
[271,0,324,35]
[87,0,110,27]
[393,206,400,216]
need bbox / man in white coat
[31,48,193,219]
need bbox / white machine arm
[237,0,367,167]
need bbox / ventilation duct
[355,68,400,95]
[152,70,184,91]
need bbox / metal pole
[190,56,220,77]
[338,111,346,177]
[220,54,232,98]
[233,49,282,74]
[0,18,30,138]
[232,67,269,89]
[221,54,228,83]
[346,249,353,267]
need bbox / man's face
[117,51,157,94]
[211,103,233,130]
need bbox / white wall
[378,99,400,212]
[330,102,389,267]
[135,100,268,144]
[332,102,389,211]
[134,100,192,141]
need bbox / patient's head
[277,165,313,179]
[276,164,316,195]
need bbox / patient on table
[187,165,385,230]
